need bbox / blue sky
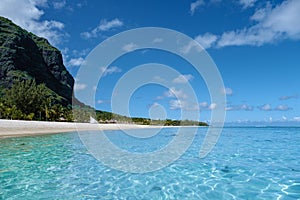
[0,0,299,125]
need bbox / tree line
[0,79,208,126]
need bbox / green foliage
[72,105,96,123]
[0,16,74,105]
[0,80,209,126]
[0,79,72,121]
[132,117,151,125]
[4,80,52,115]
[96,110,113,121]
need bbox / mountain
[0,16,74,105]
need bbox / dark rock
[0,16,74,105]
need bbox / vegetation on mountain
[0,16,73,105]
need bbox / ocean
[1,127,299,199]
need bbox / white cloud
[0,0,66,45]
[169,99,183,110]
[169,100,199,111]
[199,102,208,108]
[269,117,273,122]
[180,33,218,53]
[97,18,123,31]
[195,33,218,49]
[282,116,287,120]
[67,57,85,67]
[226,104,253,111]
[172,74,194,84]
[188,0,300,49]
[155,96,164,100]
[222,87,233,96]
[209,103,217,110]
[165,87,188,99]
[74,83,87,91]
[198,101,218,110]
[293,117,300,122]
[168,100,218,111]
[153,75,165,83]
[258,104,272,111]
[258,104,292,111]
[81,18,123,39]
[153,38,163,43]
[190,0,205,15]
[180,40,201,54]
[151,102,160,107]
[279,94,298,100]
[217,0,300,47]
[97,100,104,104]
[53,0,66,9]
[239,0,257,9]
[274,105,292,111]
[100,66,122,77]
[122,43,138,52]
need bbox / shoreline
[0,119,160,139]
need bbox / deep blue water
[0,127,300,199]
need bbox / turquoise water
[1,127,300,199]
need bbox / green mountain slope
[0,16,73,104]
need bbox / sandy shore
[0,119,155,138]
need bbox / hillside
[0,16,73,104]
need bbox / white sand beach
[0,119,153,138]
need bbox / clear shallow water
[0,127,300,199]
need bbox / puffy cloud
[153,76,166,83]
[169,100,200,111]
[293,117,300,122]
[190,0,205,15]
[164,87,188,99]
[279,94,298,100]
[67,57,85,67]
[258,104,293,111]
[122,43,138,52]
[282,116,287,120]
[198,102,218,110]
[168,100,217,111]
[169,99,183,110]
[53,0,66,9]
[0,0,65,45]
[97,18,123,31]
[180,40,202,54]
[258,104,272,111]
[239,0,257,9]
[222,87,233,96]
[188,0,300,49]
[81,18,123,39]
[226,104,253,111]
[97,100,104,104]
[172,74,194,84]
[274,105,292,111]
[209,103,217,110]
[100,66,122,77]
[180,33,217,53]
[195,33,218,49]
[217,0,300,47]
[153,38,163,43]
[74,83,87,91]
[269,117,273,122]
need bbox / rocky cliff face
[0,16,74,104]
